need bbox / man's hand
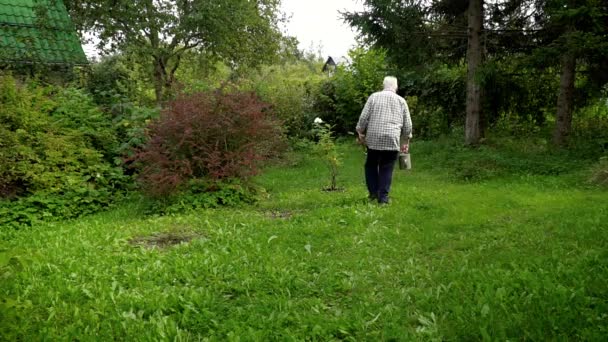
[401,142,409,153]
[357,132,366,145]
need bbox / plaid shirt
[356,90,412,151]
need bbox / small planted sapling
[313,117,341,191]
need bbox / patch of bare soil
[322,187,346,192]
[265,210,294,219]
[129,230,204,249]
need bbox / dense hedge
[0,76,131,227]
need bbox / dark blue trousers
[365,149,399,203]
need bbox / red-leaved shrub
[131,89,285,196]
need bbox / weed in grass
[589,157,608,187]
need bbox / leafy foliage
[412,132,600,182]
[589,157,608,187]
[65,0,288,101]
[343,0,438,68]
[238,60,325,137]
[343,0,608,146]
[313,48,388,134]
[131,89,286,197]
[51,87,120,159]
[404,65,467,138]
[570,94,608,156]
[0,76,128,227]
[144,179,261,215]
[86,55,141,107]
[0,186,122,229]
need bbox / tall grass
[1,138,607,340]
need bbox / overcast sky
[281,0,364,59]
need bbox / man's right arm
[356,96,374,138]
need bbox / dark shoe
[378,197,389,205]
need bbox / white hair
[383,76,398,91]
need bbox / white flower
[314,117,323,124]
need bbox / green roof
[0,0,87,65]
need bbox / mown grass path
[1,143,607,340]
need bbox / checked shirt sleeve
[356,95,374,134]
[401,100,413,139]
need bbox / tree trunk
[153,57,165,105]
[552,53,576,147]
[465,0,483,145]
[152,54,180,105]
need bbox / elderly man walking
[356,76,412,204]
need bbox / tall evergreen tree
[531,0,608,146]
[465,0,484,145]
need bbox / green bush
[107,102,160,164]
[589,157,608,187]
[480,60,558,130]
[51,87,120,159]
[87,55,135,107]
[400,64,466,139]
[0,186,122,229]
[408,96,453,140]
[413,133,592,181]
[0,76,128,228]
[313,48,388,134]
[239,61,324,137]
[570,96,608,158]
[143,179,261,215]
[311,48,461,139]
[87,54,155,107]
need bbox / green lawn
[1,142,607,340]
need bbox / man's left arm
[401,100,413,151]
